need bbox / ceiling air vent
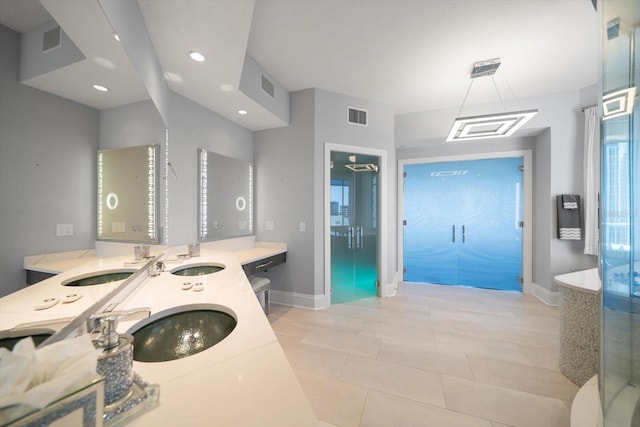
[347,107,368,126]
[42,26,61,53]
[260,74,275,98]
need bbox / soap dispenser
[88,308,149,407]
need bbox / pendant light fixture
[446,59,538,142]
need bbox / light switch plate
[112,221,126,233]
[266,221,274,231]
[299,222,306,232]
[56,223,73,237]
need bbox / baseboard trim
[532,282,560,306]
[270,290,329,310]
[272,280,398,309]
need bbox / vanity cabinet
[242,252,286,276]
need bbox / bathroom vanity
[4,243,314,426]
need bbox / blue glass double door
[403,157,523,292]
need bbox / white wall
[0,25,99,297]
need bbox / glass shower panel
[330,151,379,304]
[403,157,523,291]
[600,3,639,425]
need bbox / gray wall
[254,88,396,299]
[99,91,254,247]
[0,24,99,297]
[167,91,253,245]
[254,89,316,295]
[395,88,599,297]
[314,89,397,288]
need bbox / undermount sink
[171,263,225,276]
[128,305,237,362]
[61,269,135,286]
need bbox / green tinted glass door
[330,151,379,304]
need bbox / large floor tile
[358,319,435,346]
[468,356,578,401]
[377,337,474,380]
[325,303,389,322]
[278,306,366,333]
[339,354,446,407]
[295,370,368,427]
[434,331,532,365]
[276,339,349,379]
[301,326,380,358]
[360,390,492,427]
[443,375,571,427]
[270,315,314,340]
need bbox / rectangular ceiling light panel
[603,87,636,120]
[446,110,538,142]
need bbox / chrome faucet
[149,260,165,277]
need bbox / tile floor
[268,282,578,427]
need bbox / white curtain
[583,106,600,256]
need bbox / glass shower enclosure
[329,151,379,304]
[600,1,639,425]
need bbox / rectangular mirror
[198,149,253,241]
[97,144,160,243]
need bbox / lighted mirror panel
[97,144,159,243]
[198,149,253,241]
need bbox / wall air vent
[260,73,275,98]
[347,107,368,126]
[42,26,61,53]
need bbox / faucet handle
[87,307,150,350]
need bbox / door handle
[348,227,354,249]
[462,225,466,243]
[452,225,456,242]
[356,227,363,249]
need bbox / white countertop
[5,245,316,426]
[554,268,602,294]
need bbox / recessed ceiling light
[92,84,109,92]
[113,33,120,41]
[220,84,234,92]
[237,109,248,115]
[189,51,206,62]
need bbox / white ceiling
[0,0,602,134]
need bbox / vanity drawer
[242,252,286,276]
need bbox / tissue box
[1,375,104,427]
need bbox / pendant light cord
[456,78,476,117]
[497,70,524,110]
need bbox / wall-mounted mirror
[98,144,160,243]
[198,149,253,241]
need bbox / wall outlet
[299,221,306,232]
[266,221,274,231]
[56,223,73,237]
